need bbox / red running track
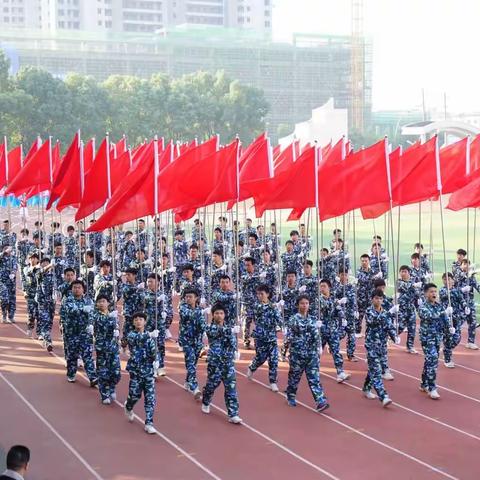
[1,296,479,479]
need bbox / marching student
[201,303,242,424]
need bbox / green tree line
[0,49,269,149]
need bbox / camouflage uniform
[397,279,419,349]
[202,323,239,418]
[17,238,33,287]
[333,281,357,359]
[355,267,376,333]
[319,295,345,374]
[178,303,207,391]
[211,290,237,327]
[36,267,55,346]
[439,286,466,363]
[0,250,17,322]
[142,289,167,369]
[418,301,450,392]
[286,313,327,405]
[119,282,144,346]
[64,234,78,269]
[92,310,121,401]
[363,306,396,401]
[125,331,157,426]
[24,264,40,334]
[240,270,260,347]
[249,302,282,383]
[454,271,480,344]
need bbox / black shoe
[90,379,98,388]
[47,344,53,353]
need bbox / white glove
[234,350,241,361]
[351,277,358,286]
[161,311,167,320]
[198,278,205,287]
[382,255,390,262]
[444,306,453,316]
[83,305,94,313]
[41,248,48,254]
[297,251,304,259]
[449,326,456,334]
[395,292,401,299]
[418,299,423,307]
[232,293,237,300]
[168,267,176,273]
[157,294,166,302]
[153,360,160,370]
[219,264,227,271]
[200,297,206,307]
[465,307,471,315]
[341,319,348,327]
[389,305,399,314]
[144,258,153,267]
[424,273,432,280]
[461,286,472,293]
[298,285,307,293]
[137,282,145,289]
[337,297,347,306]
[276,299,285,308]
[232,325,241,334]
[394,336,401,345]
[318,345,323,356]
[344,253,350,260]
[413,282,422,288]
[202,332,208,343]
[202,307,211,315]
[354,311,359,319]
[149,329,159,338]
[316,320,323,328]
[374,272,383,279]
[282,327,288,335]
[50,259,56,266]
[9,273,15,280]
[109,311,118,319]
[113,329,120,338]
[165,328,172,339]
[259,272,267,280]
[86,325,94,335]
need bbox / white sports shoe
[363,390,376,400]
[246,367,253,380]
[382,396,393,407]
[270,383,279,393]
[444,361,455,368]
[193,388,202,401]
[382,369,394,381]
[184,382,190,391]
[124,402,134,422]
[144,424,156,434]
[228,416,243,424]
[67,376,76,383]
[407,348,418,354]
[355,333,363,339]
[429,389,441,400]
[102,398,111,405]
[110,392,117,401]
[336,371,351,383]
[201,404,210,414]
[466,342,479,350]
[157,367,166,377]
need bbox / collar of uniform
[2,469,25,480]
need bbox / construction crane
[351,0,365,133]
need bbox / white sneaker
[466,342,479,350]
[246,367,253,380]
[407,348,418,354]
[429,389,441,400]
[38,334,44,341]
[157,367,166,376]
[144,424,156,434]
[110,392,117,401]
[419,385,428,393]
[270,383,279,393]
[77,359,84,368]
[178,345,184,352]
[102,398,111,405]
[193,388,202,401]
[201,404,210,414]
[444,361,455,368]
[184,382,190,391]
[228,416,242,424]
[67,376,76,383]
[382,369,394,381]
[336,371,351,383]
[27,329,33,337]
[382,396,392,407]
[363,390,376,400]
[355,333,363,339]
[124,402,134,422]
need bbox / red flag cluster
[2,131,480,230]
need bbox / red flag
[156,137,219,213]
[47,132,80,209]
[75,138,111,221]
[56,142,83,211]
[87,141,163,232]
[0,144,23,189]
[447,168,480,210]
[440,137,470,194]
[6,138,54,196]
[115,137,127,158]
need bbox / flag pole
[314,142,321,325]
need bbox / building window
[105,20,112,27]
[98,20,102,25]
[265,20,270,27]
[265,10,270,17]
[98,8,102,14]
[3,16,9,22]
[58,20,65,27]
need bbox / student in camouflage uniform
[120,268,144,348]
[280,270,299,361]
[24,253,40,336]
[418,283,455,400]
[201,304,242,424]
[17,228,33,288]
[247,284,282,392]
[91,295,121,404]
[362,289,399,406]
[0,244,17,323]
[36,257,55,352]
[285,295,329,411]
[60,280,97,385]
[355,253,377,335]
[241,256,260,349]
[124,311,158,434]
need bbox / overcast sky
[273,0,480,113]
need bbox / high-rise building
[0,1,272,34]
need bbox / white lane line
[165,374,340,480]
[234,370,459,480]
[0,371,105,480]
[8,322,223,480]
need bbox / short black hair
[290,230,299,236]
[320,278,332,288]
[99,260,111,268]
[67,225,75,232]
[457,248,467,256]
[442,272,453,280]
[182,263,194,272]
[424,282,437,293]
[190,243,199,250]
[373,278,386,288]
[183,287,199,297]
[256,284,270,296]
[411,253,420,260]
[286,270,297,276]
[63,267,75,275]
[71,280,85,289]
[211,303,225,314]
[29,253,39,260]
[372,288,385,299]
[6,445,30,471]
[360,253,369,259]
[248,233,258,240]
[96,294,110,303]
[296,294,310,305]
[132,311,147,320]
[125,268,138,275]
[414,242,424,249]
[304,259,313,267]
[212,249,223,257]
[219,274,231,281]
[243,256,255,265]
[147,272,160,281]
[20,228,29,235]
[399,265,410,272]
[285,240,294,246]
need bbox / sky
[272,0,480,113]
